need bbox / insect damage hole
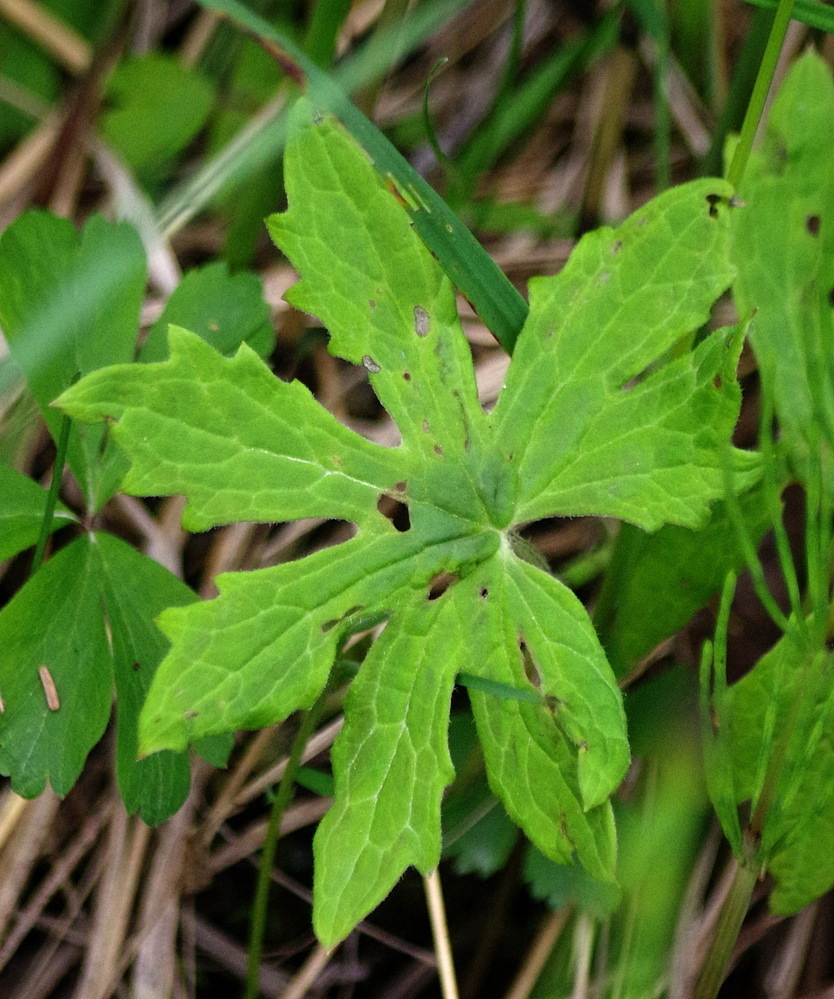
[427,571,458,600]
[377,488,411,532]
[806,215,821,236]
[705,193,723,218]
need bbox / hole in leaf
[403,371,411,381]
[321,605,364,634]
[706,193,722,218]
[377,493,411,532]
[479,586,488,599]
[519,639,542,689]
[427,571,458,600]
[807,215,821,236]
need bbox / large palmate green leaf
[58,104,749,943]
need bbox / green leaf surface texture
[727,628,834,914]
[0,533,197,820]
[731,52,834,467]
[494,180,747,529]
[0,464,76,562]
[0,537,113,797]
[56,104,749,942]
[94,532,196,825]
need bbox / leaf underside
[58,100,748,943]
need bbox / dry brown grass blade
[0,0,90,73]
[73,809,151,999]
[0,801,106,975]
[502,908,571,999]
[181,909,290,995]
[0,791,59,944]
[131,762,211,998]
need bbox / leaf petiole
[29,410,73,577]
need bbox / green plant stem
[244,686,332,999]
[693,853,759,999]
[725,0,795,190]
[29,412,72,576]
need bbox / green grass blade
[742,0,834,31]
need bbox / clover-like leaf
[57,101,749,943]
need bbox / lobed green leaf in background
[731,51,834,474]
[59,100,751,943]
[0,211,274,821]
[699,51,834,919]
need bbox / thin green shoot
[244,682,333,999]
[758,392,806,642]
[725,0,796,190]
[422,58,453,169]
[722,441,790,634]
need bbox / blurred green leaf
[101,54,215,175]
[141,262,274,362]
[0,212,147,511]
[524,847,620,917]
[727,627,834,913]
[731,51,834,471]
[602,489,769,674]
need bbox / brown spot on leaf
[806,215,821,236]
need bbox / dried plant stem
[424,868,459,999]
[503,908,570,999]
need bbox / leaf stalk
[29,411,72,576]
